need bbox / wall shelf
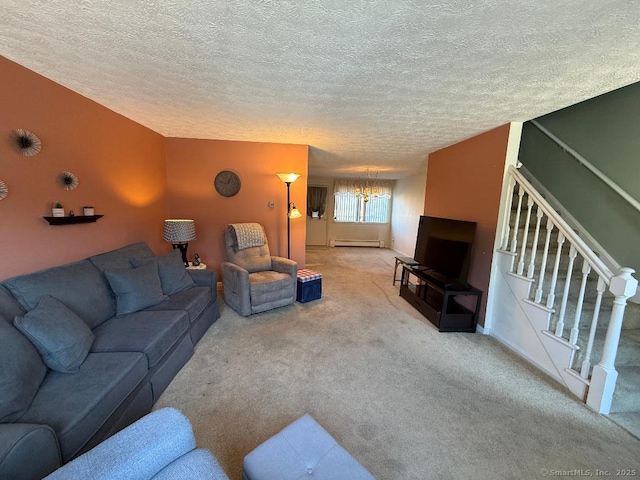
[43,215,103,225]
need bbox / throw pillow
[104,261,167,317]
[0,314,48,422]
[13,296,95,374]
[3,259,116,329]
[131,250,195,296]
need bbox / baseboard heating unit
[329,239,385,248]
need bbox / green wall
[519,82,640,274]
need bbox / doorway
[306,185,328,246]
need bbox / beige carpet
[154,247,640,479]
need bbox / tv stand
[399,265,482,332]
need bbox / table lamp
[163,219,196,267]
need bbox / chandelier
[354,170,380,203]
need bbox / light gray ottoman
[242,414,375,480]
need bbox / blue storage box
[296,269,322,303]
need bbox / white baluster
[517,196,534,276]
[587,268,638,414]
[569,259,592,346]
[509,185,525,272]
[546,232,565,309]
[527,206,544,279]
[581,277,606,378]
[535,218,554,303]
[555,244,577,338]
[501,175,516,250]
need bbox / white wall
[390,169,428,256]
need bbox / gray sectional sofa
[0,242,220,480]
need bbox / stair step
[623,302,640,330]
[575,328,640,368]
[620,330,640,366]
[607,411,640,440]
[611,366,640,413]
[504,198,640,415]
[621,328,640,346]
[613,330,640,367]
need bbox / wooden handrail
[530,120,640,215]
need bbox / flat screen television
[413,216,477,284]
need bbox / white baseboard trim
[330,239,385,248]
[476,323,489,335]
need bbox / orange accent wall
[424,124,511,325]
[0,56,168,280]
[165,138,308,277]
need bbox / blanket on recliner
[230,223,266,250]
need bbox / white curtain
[333,179,393,197]
[334,179,393,222]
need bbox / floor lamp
[276,173,302,259]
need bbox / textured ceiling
[1,1,640,179]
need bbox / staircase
[487,164,640,438]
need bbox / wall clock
[214,170,241,197]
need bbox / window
[333,179,393,223]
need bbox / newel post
[587,267,638,413]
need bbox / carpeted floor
[154,247,640,479]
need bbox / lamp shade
[289,204,303,219]
[276,173,300,184]
[163,219,196,243]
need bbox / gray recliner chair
[221,223,297,316]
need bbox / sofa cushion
[19,351,148,461]
[145,286,212,323]
[186,269,218,301]
[0,285,26,320]
[3,260,115,329]
[249,271,295,305]
[91,310,190,368]
[0,315,47,423]
[88,242,156,273]
[14,296,95,373]
[104,262,167,317]
[131,250,195,296]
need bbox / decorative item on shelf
[0,179,7,200]
[52,201,64,217]
[193,253,201,267]
[354,169,379,203]
[83,206,94,216]
[69,210,75,217]
[163,219,196,268]
[276,172,301,259]
[214,170,241,197]
[12,129,42,157]
[60,171,79,190]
